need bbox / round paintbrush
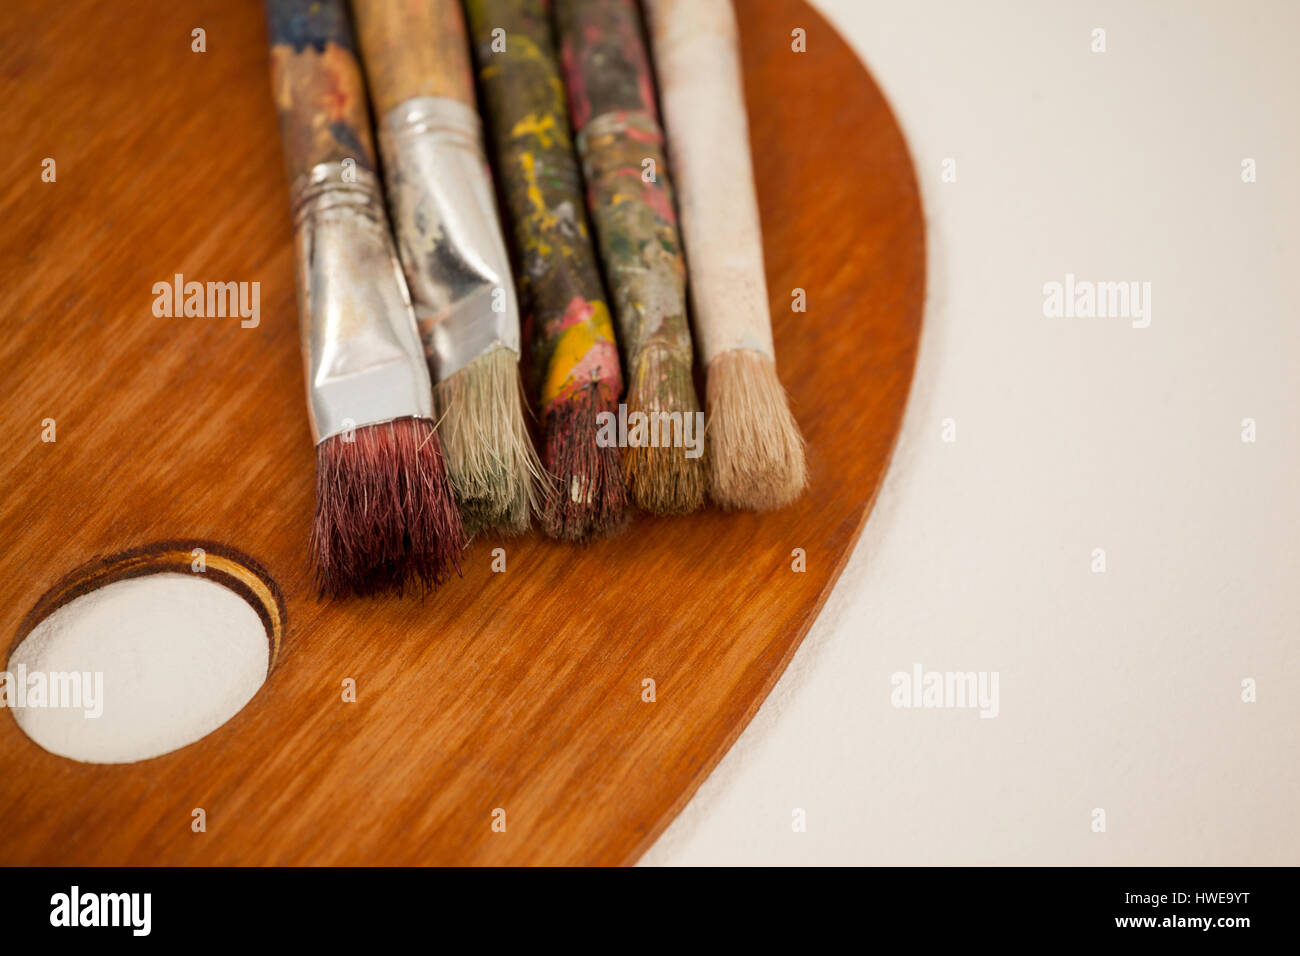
[555,0,705,515]
[352,0,545,538]
[264,0,465,595]
[643,0,808,510]
[463,0,628,541]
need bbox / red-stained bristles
[311,417,465,598]
[542,384,628,541]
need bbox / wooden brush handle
[264,0,377,182]
[643,0,774,364]
[351,0,477,115]
[463,0,621,413]
[556,0,656,130]
[555,0,695,374]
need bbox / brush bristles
[434,346,546,537]
[311,417,465,598]
[706,349,808,510]
[623,345,706,514]
[542,383,628,541]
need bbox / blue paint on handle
[264,0,356,54]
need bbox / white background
[645,0,1299,865]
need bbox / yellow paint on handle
[511,111,561,149]
[542,301,615,404]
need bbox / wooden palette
[0,0,923,865]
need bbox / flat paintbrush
[463,0,628,541]
[643,0,808,510]
[352,0,545,538]
[555,0,705,515]
[264,0,465,594]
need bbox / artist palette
[0,0,923,864]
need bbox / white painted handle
[644,0,774,363]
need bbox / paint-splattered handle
[555,0,692,366]
[643,0,774,364]
[352,0,477,114]
[264,0,377,182]
[463,0,621,412]
[555,0,657,132]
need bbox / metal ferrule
[379,96,520,384]
[291,161,433,444]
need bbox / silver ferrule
[379,96,520,383]
[291,162,433,443]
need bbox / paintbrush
[351,0,544,538]
[554,0,705,515]
[643,0,807,510]
[463,0,628,541]
[264,0,465,595]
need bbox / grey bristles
[706,349,808,510]
[432,345,547,536]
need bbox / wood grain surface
[0,0,924,865]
